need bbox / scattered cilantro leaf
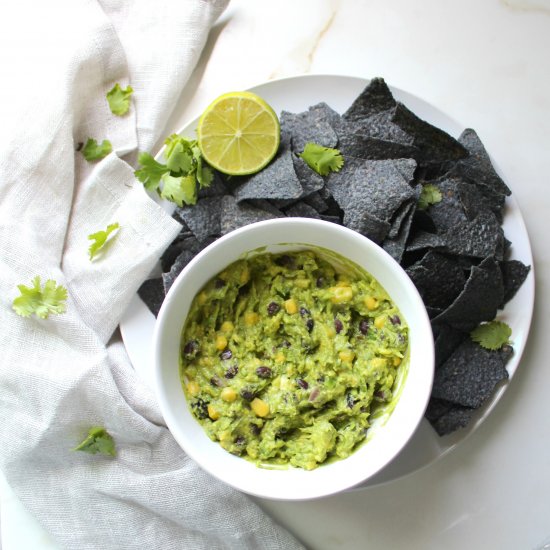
[135,135,212,206]
[418,184,442,210]
[134,153,169,191]
[470,321,512,350]
[73,427,116,457]
[12,276,67,319]
[299,142,344,176]
[82,138,112,162]
[160,173,198,206]
[106,83,133,116]
[88,222,120,260]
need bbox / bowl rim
[153,217,435,500]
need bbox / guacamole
[180,249,408,470]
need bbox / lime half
[197,91,280,176]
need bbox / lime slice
[197,91,280,176]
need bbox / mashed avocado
[180,249,408,470]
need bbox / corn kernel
[393,357,402,367]
[374,316,386,329]
[364,296,378,310]
[244,311,259,325]
[284,298,298,314]
[207,404,220,420]
[221,321,234,333]
[336,278,350,287]
[198,291,208,305]
[330,286,353,303]
[215,334,228,351]
[339,349,355,363]
[370,357,387,369]
[274,351,286,363]
[325,325,336,338]
[186,380,200,396]
[250,398,270,417]
[221,387,237,402]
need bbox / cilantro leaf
[88,222,120,260]
[299,142,344,176]
[191,142,214,188]
[470,321,512,350]
[82,138,112,162]
[160,173,197,206]
[106,83,133,116]
[73,427,116,457]
[12,276,67,319]
[134,153,169,191]
[164,134,194,173]
[417,184,442,210]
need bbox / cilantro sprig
[106,83,133,116]
[470,320,512,350]
[299,142,344,176]
[88,222,120,260]
[12,276,68,319]
[73,427,116,457]
[134,135,213,207]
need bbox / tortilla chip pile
[138,78,530,436]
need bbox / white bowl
[153,218,434,500]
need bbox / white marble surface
[2,0,550,548]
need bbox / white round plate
[120,74,534,488]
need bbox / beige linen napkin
[0,1,304,548]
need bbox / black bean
[240,389,255,401]
[183,339,199,357]
[334,318,343,333]
[275,254,295,269]
[346,393,358,408]
[235,436,246,446]
[250,424,261,436]
[306,318,314,332]
[359,319,369,335]
[267,301,280,316]
[296,378,309,390]
[224,364,238,378]
[256,366,272,379]
[214,278,226,289]
[308,387,320,401]
[316,276,325,288]
[390,315,401,325]
[220,348,232,360]
[210,375,224,387]
[191,398,209,419]
[299,307,310,317]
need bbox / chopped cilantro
[12,276,67,319]
[82,138,112,162]
[88,222,120,260]
[417,184,442,210]
[298,142,344,176]
[106,83,133,116]
[134,135,213,206]
[470,321,512,350]
[73,427,116,457]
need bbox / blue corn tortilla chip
[220,195,281,235]
[405,230,445,253]
[292,154,325,196]
[500,259,531,306]
[382,200,416,263]
[447,128,511,199]
[231,142,303,202]
[284,201,322,219]
[433,324,468,368]
[425,398,475,436]
[432,256,504,331]
[174,197,222,243]
[406,251,467,310]
[431,339,512,408]
[138,277,165,317]
[281,103,339,152]
[343,77,397,121]
[337,134,421,161]
[302,191,329,213]
[391,102,469,163]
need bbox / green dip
[180,249,409,470]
